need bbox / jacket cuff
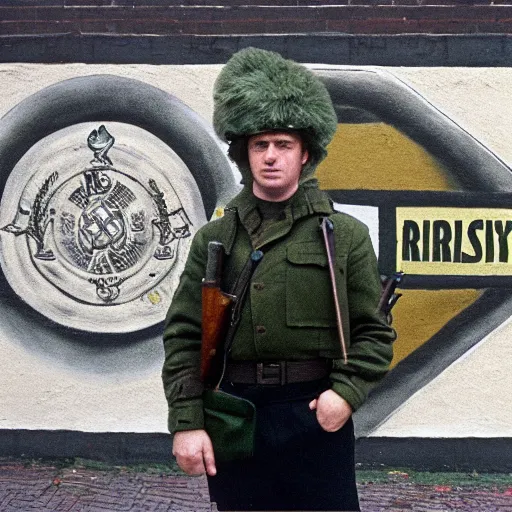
[168,398,204,435]
[330,380,366,412]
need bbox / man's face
[247,131,309,202]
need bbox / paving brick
[0,460,512,512]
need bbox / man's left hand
[309,389,352,432]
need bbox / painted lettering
[432,220,452,262]
[400,218,512,264]
[485,220,494,263]
[402,220,420,262]
[453,220,462,263]
[422,220,430,262]
[461,220,483,263]
[495,220,512,262]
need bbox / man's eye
[252,142,267,151]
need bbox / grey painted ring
[0,75,237,371]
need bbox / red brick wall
[1,1,512,36]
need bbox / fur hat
[213,47,338,183]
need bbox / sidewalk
[1,458,512,511]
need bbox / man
[162,48,396,511]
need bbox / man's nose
[264,144,277,163]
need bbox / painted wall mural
[314,68,512,438]
[0,71,237,434]
[0,63,511,449]
[1,124,193,332]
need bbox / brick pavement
[1,460,512,511]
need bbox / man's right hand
[172,429,217,476]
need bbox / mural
[1,124,193,332]
[0,72,238,435]
[0,63,511,465]
[315,68,512,440]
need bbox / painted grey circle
[0,75,237,338]
[0,75,237,374]
[0,122,208,333]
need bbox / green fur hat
[213,47,338,183]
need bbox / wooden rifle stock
[200,241,234,384]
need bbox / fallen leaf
[388,471,409,479]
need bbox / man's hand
[309,389,352,432]
[172,429,217,476]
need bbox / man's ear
[301,149,309,166]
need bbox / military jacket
[162,181,396,435]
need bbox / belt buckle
[256,362,286,385]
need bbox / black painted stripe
[328,190,512,208]
[1,33,512,66]
[356,437,512,472]
[0,429,511,471]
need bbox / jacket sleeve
[162,228,208,435]
[329,220,396,411]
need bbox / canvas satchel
[203,388,256,462]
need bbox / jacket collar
[225,179,334,249]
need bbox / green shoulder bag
[203,388,256,463]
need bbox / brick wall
[2,1,512,37]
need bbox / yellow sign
[397,207,512,275]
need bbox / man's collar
[226,179,334,231]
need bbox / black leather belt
[225,360,331,386]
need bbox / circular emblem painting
[0,123,203,333]
[0,75,236,370]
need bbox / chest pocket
[286,241,344,328]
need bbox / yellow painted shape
[214,207,225,219]
[315,124,480,367]
[390,288,482,367]
[317,123,452,191]
[147,291,161,305]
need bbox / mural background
[1,12,512,467]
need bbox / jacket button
[256,325,266,334]
[253,283,264,291]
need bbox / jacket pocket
[286,241,345,328]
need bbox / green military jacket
[162,180,396,434]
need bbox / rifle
[379,271,404,322]
[200,241,234,384]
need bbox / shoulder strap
[213,250,263,389]
[320,217,348,365]
[326,210,350,261]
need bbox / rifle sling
[320,217,348,365]
[214,250,263,389]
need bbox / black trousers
[207,379,360,511]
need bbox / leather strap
[225,359,331,386]
[321,217,348,365]
[213,250,264,390]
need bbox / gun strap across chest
[214,249,264,389]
